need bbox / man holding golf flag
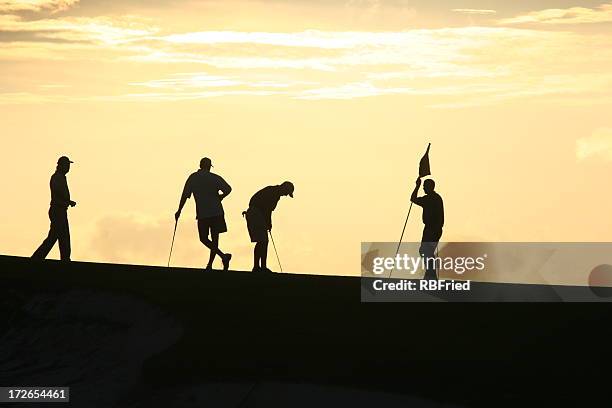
[243,181,294,273]
[173,157,233,271]
[394,144,444,280]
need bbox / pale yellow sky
[2,0,612,275]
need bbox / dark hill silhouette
[2,255,612,407]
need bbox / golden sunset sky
[2,0,612,275]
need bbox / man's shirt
[249,185,283,228]
[50,172,70,209]
[412,191,444,230]
[182,170,231,219]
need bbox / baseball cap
[281,181,294,198]
[57,156,74,165]
[200,157,213,168]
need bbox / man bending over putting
[244,181,294,273]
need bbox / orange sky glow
[2,0,612,281]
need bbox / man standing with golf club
[175,157,232,271]
[244,181,294,273]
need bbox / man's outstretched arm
[175,178,192,220]
[410,177,423,206]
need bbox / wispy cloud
[296,81,412,99]
[87,212,255,268]
[39,83,70,88]
[577,128,612,162]
[112,89,287,102]
[452,9,496,15]
[0,14,157,46]
[131,73,241,90]
[117,27,612,105]
[159,30,361,49]
[500,2,612,25]
[1,10,612,106]
[0,91,77,104]
[0,0,79,13]
[130,72,312,91]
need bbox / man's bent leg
[206,232,220,268]
[198,221,225,258]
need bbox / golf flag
[419,143,431,177]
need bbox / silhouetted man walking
[32,156,77,261]
[244,182,294,273]
[175,157,232,271]
[411,177,444,280]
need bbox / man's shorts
[245,208,269,243]
[198,214,227,239]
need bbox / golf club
[269,230,283,273]
[167,219,178,268]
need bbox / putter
[167,219,178,267]
[269,230,283,273]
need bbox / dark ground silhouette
[2,255,612,407]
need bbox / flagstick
[389,143,430,279]
[389,202,413,279]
